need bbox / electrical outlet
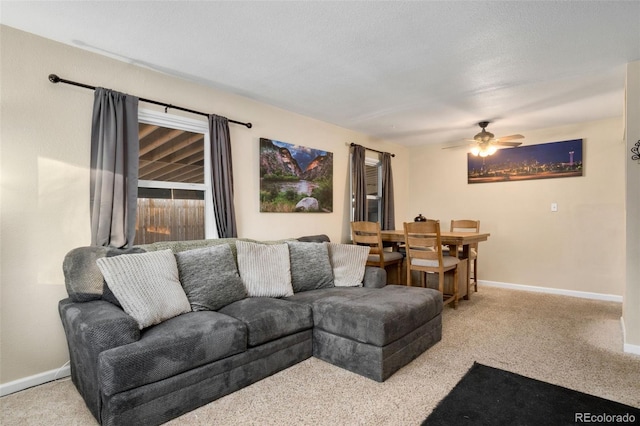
[551,202,558,212]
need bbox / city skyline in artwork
[468,139,583,184]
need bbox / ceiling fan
[444,121,524,157]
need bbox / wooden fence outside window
[135,198,205,244]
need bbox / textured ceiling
[2,1,639,146]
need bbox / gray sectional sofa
[59,236,443,426]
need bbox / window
[136,110,217,243]
[350,154,383,223]
[365,157,382,223]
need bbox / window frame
[137,109,217,239]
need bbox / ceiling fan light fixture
[449,121,524,156]
[472,144,497,157]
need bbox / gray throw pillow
[236,241,293,298]
[286,241,334,292]
[102,247,147,307]
[96,249,191,329]
[174,244,247,311]
[327,243,370,287]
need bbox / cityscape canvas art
[468,139,583,184]
[259,138,333,212]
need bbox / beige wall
[624,61,640,348]
[0,26,409,383]
[407,117,626,296]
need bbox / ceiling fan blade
[494,141,523,147]
[495,134,524,142]
[442,142,472,150]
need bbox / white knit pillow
[236,241,293,297]
[327,243,370,287]
[96,249,191,329]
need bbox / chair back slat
[351,221,384,258]
[450,219,480,232]
[351,221,404,286]
[451,219,480,250]
[404,220,444,265]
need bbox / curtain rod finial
[48,74,61,83]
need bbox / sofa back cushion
[296,234,330,243]
[236,241,293,297]
[175,244,247,311]
[62,246,146,302]
[96,249,191,329]
[137,237,293,258]
[136,238,244,256]
[286,241,334,292]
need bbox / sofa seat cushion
[311,285,443,347]
[98,311,247,396]
[284,286,379,305]
[219,297,312,347]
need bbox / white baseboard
[620,317,640,356]
[623,341,640,355]
[0,364,70,397]
[479,280,623,303]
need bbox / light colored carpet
[2,285,639,425]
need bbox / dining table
[380,229,490,300]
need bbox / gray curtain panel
[351,144,367,222]
[90,88,139,248]
[209,114,237,238]
[381,152,395,230]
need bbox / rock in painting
[295,197,319,211]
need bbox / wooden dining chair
[450,219,480,293]
[404,220,460,308]
[351,221,404,284]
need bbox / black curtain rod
[48,74,252,129]
[350,143,395,157]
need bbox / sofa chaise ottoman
[59,236,443,425]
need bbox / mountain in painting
[260,138,303,178]
[302,154,333,181]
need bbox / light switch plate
[551,202,558,212]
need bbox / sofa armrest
[59,298,140,348]
[58,298,140,420]
[363,266,386,288]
